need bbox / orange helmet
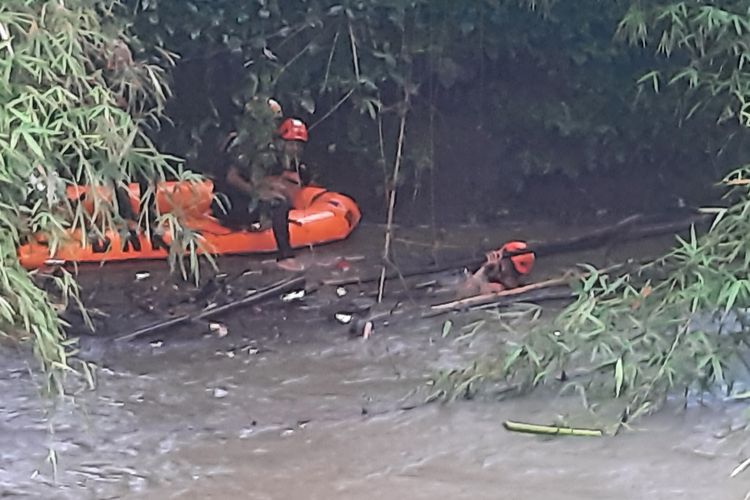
[277,118,308,142]
[501,241,535,275]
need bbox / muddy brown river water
[2,222,750,499]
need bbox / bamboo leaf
[637,71,661,93]
[21,131,44,159]
[441,319,453,338]
[503,346,525,372]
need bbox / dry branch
[428,277,571,313]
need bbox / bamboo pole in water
[503,420,603,437]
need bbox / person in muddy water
[212,98,311,272]
[458,240,535,297]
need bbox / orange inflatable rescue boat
[17,179,361,269]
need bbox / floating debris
[209,322,229,337]
[335,313,353,324]
[281,289,306,302]
[241,345,260,355]
[336,259,351,272]
[134,272,151,282]
[149,341,163,348]
[441,319,453,338]
[212,387,228,399]
[336,286,348,297]
[362,320,374,339]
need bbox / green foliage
[0,0,188,379]
[438,3,750,422]
[492,172,750,419]
[618,2,750,126]
[127,0,418,163]
[123,0,743,191]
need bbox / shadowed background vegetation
[123,0,750,221]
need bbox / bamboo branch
[529,213,643,256]
[378,110,389,207]
[322,256,485,287]
[467,288,575,312]
[424,260,631,317]
[429,277,570,313]
[309,88,355,131]
[503,420,603,437]
[272,33,322,86]
[377,100,409,303]
[320,29,340,94]
[347,261,635,335]
[348,21,360,81]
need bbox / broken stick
[115,275,306,342]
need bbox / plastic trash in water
[362,321,374,339]
[209,322,228,337]
[335,313,353,324]
[281,289,306,302]
[336,258,351,272]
